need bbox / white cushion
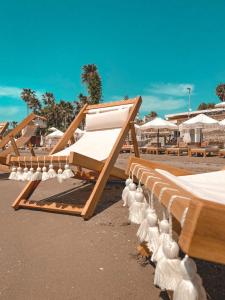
[85,107,130,131]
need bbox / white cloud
[0,106,21,117]
[147,83,194,97]
[0,85,43,99]
[141,95,186,112]
[0,86,22,98]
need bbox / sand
[0,153,225,300]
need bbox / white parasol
[140,117,178,147]
[179,114,219,130]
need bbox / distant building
[165,102,225,124]
[165,102,225,143]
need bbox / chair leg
[12,180,41,209]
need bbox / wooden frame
[8,97,142,220]
[126,156,225,265]
[0,113,44,166]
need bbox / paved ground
[0,153,225,299]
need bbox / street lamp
[187,87,191,119]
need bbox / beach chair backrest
[50,97,141,155]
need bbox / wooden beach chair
[189,145,219,157]
[165,141,188,156]
[0,122,9,139]
[0,113,45,168]
[7,97,142,220]
[127,156,225,265]
[146,143,166,155]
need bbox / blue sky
[0,0,225,122]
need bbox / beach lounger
[189,145,219,157]
[0,113,45,167]
[127,156,225,265]
[165,142,188,156]
[146,146,165,155]
[0,122,9,138]
[7,97,141,220]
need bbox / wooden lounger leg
[12,180,41,209]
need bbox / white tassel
[137,207,155,242]
[128,187,146,224]
[154,238,182,291]
[9,166,17,180]
[48,164,57,179]
[151,219,170,263]
[57,168,64,183]
[173,255,207,300]
[31,167,42,181]
[127,182,137,207]
[41,156,49,181]
[22,167,29,181]
[146,212,160,255]
[137,186,157,243]
[42,166,49,181]
[122,177,132,206]
[27,167,34,181]
[16,166,24,181]
[62,163,74,179]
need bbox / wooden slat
[19,200,83,215]
[81,96,142,219]
[50,105,87,155]
[85,98,137,111]
[126,156,194,176]
[10,155,68,164]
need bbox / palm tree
[197,102,215,110]
[41,92,58,128]
[58,100,75,130]
[21,88,41,114]
[81,64,102,104]
[216,83,225,102]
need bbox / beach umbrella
[179,114,219,143]
[46,129,64,139]
[48,127,58,132]
[179,114,219,130]
[140,117,178,147]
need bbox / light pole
[187,87,191,118]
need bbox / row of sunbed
[122,142,225,157]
